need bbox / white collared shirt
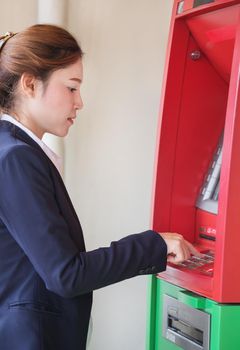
[1,114,63,176]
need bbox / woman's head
[0,24,83,112]
[0,24,84,137]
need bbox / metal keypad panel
[171,250,214,276]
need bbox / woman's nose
[75,93,83,110]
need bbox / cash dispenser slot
[163,295,210,350]
[168,315,204,346]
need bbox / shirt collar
[1,114,63,176]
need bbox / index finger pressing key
[185,241,202,257]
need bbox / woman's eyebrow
[70,78,82,83]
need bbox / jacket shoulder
[0,143,50,175]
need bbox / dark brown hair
[0,24,83,113]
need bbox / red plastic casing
[152,0,240,302]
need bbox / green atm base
[146,277,240,350]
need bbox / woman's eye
[68,87,77,93]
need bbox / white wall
[66,1,173,349]
[0,1,174,348]
[0,0,37,32]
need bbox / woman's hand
[159,232,201,264]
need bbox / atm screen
[196,135,223,215]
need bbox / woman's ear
[19,73,39,98]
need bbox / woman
[0,25,198,350]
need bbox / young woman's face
[22,58,83,138]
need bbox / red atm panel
[152,0,240,302]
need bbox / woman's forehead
[51,59,83,81]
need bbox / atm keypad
[172,250,214,276]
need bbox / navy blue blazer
[0,120,167,350]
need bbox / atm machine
[147,1,240,349]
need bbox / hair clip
[0,32,16,51]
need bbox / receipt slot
[147,279,240,350]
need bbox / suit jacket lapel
[1,120,64,188]
[0,119,85,249]
[10,121,81,227]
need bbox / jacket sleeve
[0,145,167,297]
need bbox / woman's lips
[67,117,75,125]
